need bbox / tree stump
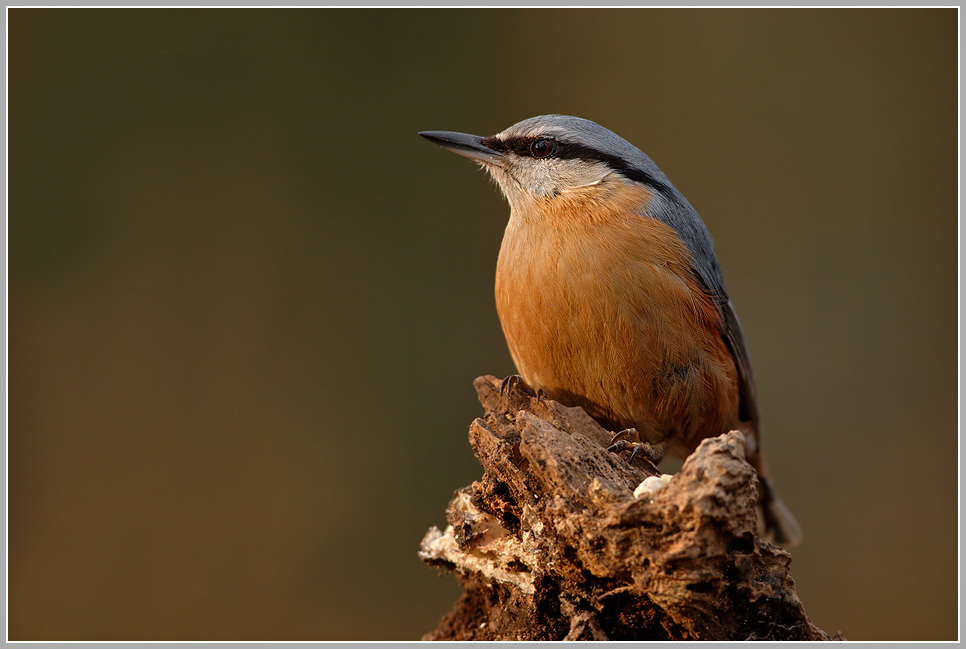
[419,375,838,641]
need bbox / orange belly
[494,188,740,456]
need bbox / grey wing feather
[643,188,761,433]
[720,299,760,431]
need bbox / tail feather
[758,476,803,548]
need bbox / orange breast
[494,180,740,455]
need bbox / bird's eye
[530,138,556,159]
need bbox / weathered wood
[419,376,837,641]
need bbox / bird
[419,115,802,548]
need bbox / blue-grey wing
[643,188,761,433]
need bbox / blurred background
[7,8,958,641]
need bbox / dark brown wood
[419,376,838,641]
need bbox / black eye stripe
[481,134,670,193]
[481,136,529,157]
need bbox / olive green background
[8,8,958,641]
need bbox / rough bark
[419,375,838,641]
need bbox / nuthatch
[420,115,802,547]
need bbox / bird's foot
[607,428,666,465]
[607,428,642,452]
[499,374,544,401]
[500,374,527,396]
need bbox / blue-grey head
[420,115,680,208]
[420,115,724,297]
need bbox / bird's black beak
[419,130,502,163]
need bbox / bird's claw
[607,428,661,465]
[627,444,644,465]
[500,374,544,401]
[608,428,640,446]
[608,440,650,465]
[606,439,630,453]
[607,438,645,465]
[500,374,525,396]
